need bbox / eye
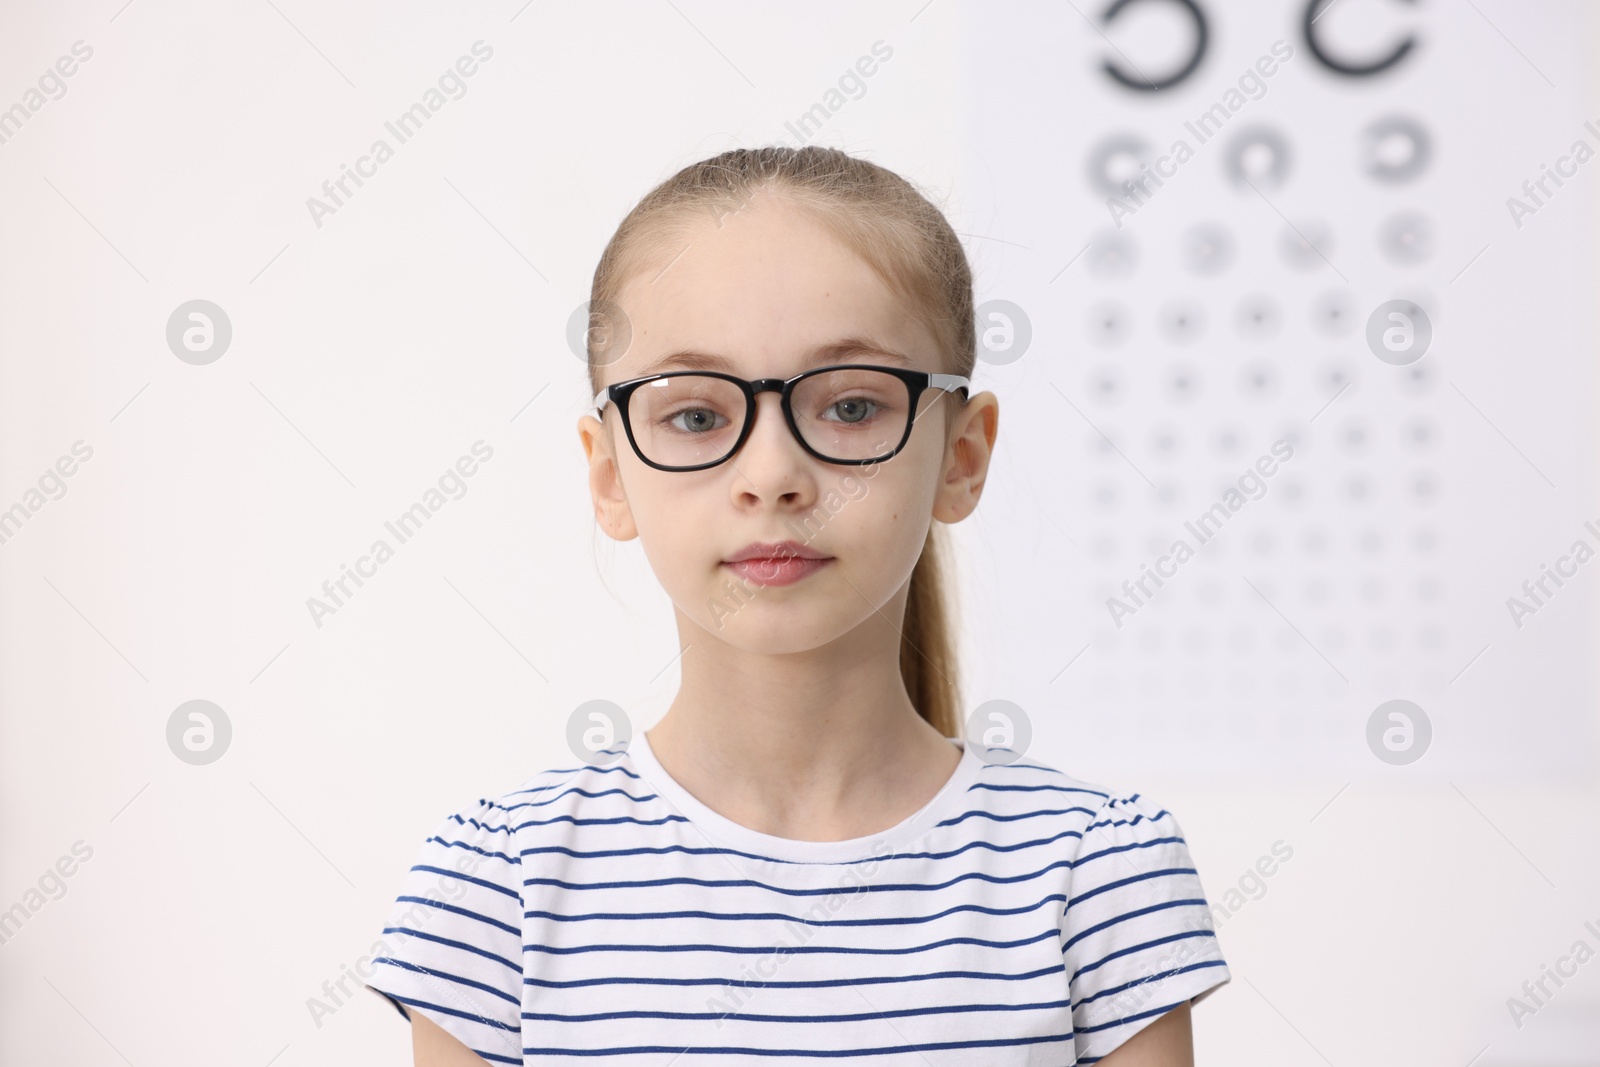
[664,407,728,434]
[824,396,878,424]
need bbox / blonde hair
[585,145,974,739]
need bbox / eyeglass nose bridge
[747,378,792,397]
[737,377,804,452]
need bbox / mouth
[722,540,833,587]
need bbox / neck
[644,586,958,840]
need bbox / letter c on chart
[1099,0,1208,92]
[1304,0,1418,77]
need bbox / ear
[577,413,639,541]
[932,390,999,524]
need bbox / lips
[721,540,833,587]
[723,540,830,563]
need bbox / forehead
[606,196,940,382]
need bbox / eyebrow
[634,337,918,377]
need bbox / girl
[365,145,1231,1066]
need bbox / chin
[696,607,842,654]
[715,618,825,654]
[708,595,895,655]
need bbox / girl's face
[577,193,995,655]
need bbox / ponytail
[901,523,962,738]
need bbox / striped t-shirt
[365,732,1230,1064]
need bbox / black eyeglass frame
[593,363,972,472]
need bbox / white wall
[0,1,1595,1064]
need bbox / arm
[411,1008,492,1067]
[1096,1000,1193,1067]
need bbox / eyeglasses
[593,363,971,472]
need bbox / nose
[727,392,814,502]
[742,391,805,461]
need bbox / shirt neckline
[625,729,985,864]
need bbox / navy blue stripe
[395,895,519,936]
[410,864,521,901]
[519,785,660,809]
[504,745,634,782]
[969,781,1111,798]
[425,836,521,866]
[523,963,1065,991]
[498,760,643,797]
[520,1033,1074,1057]
[523,996,1071,1025]
[935,804,1100,828]
[373,956,521,1007]
[451,811,693,835]
[1069,929,1218,983]
[520,866,1063,897]
[382,925,520,973]
[449,814,515,835]
[1084,810,1172,834]
[1059,898,1208,954]
[523,928,1061,958]
[517,824,1088,868]
[515,813,693,832]
[1067,864,1197,910]
[1077,992,1201,1034]
[1073,958,1230,1009]
[524,892,1063,928]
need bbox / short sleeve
[1060,790,1231,1064]
[365,796,525,1065]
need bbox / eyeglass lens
[627,368,925,467]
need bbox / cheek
[627,481,711,581]
[830,469,934,562]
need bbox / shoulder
[421,747,658,863]
[428,750,637,831]
[966,744,1183,856]
[968,746,1214,935]
[966,743,1112,804]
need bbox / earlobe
[592,468,639,542]
[577,415,597,464]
